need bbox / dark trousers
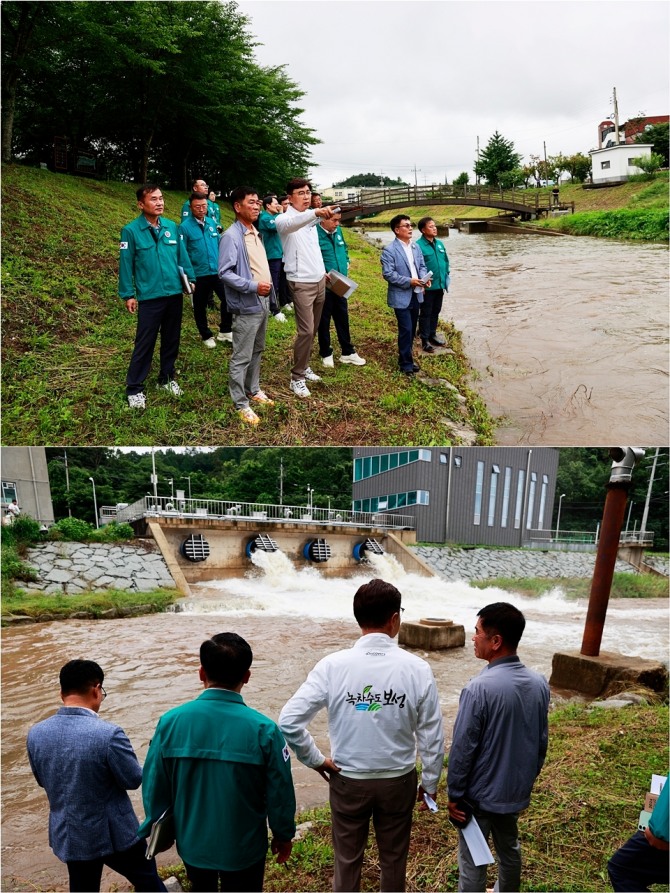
[418,288,444,344]
[318,288,355,357]
[192,274,232,340]
[329,768,417,892]
[394,294,421,371]
[184,856,265,892]
[268,258,289,308]
[608,830,670,891]
[126,294,183,396]
[66,838,166,893]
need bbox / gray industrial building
[1,447,55,526]
[352,447,560,546]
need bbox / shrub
[48,517,94,541]
[93,522,135,542]
[2,514,42,548]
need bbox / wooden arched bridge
[336,183,573,223]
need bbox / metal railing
[337,183,563,215]
[527,528,654,546]
[115,496,415,531]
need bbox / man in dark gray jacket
[218,187,275,426]
[447,602,549,892]
[26,660,165,893]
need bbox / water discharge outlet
[245,534,279,559]
[353,538,385,561]
[303,539,331,562]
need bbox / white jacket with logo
[274,205,326,283]
[278,633,445,793]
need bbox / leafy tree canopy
[474,131,522,187]
[635,122,669,166]
[333,172,409,188]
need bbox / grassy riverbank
[1,164,494,446]
[470,572,669,599]
[157,702,668,892]
[364,175,670,243]
[1,587,180,625]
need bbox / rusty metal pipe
[580,483,630,656]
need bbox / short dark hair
[200,633,253,688]
[191,178,206,188]
[278,194,289,203]
[136,183,161,202]
[353,578,402,628]
[390,213,410,232]
[59,660,104,696]
[477,602,526,649]
[417,217,434,232]
[228,186,258,208]
[286,177,310,194]
[311,191,320,198]
[262,194,277,208]
[189,191,208,204]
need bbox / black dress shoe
[422,343,435,353]
[402,369,415,376]
[429,335,446,346]
[412,363,421,372]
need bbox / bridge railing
[338,183,547,213]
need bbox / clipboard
[327,269,358,299]
[145,807,175,859]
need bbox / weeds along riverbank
[1,165,494,446]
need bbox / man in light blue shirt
[448,602,550,892]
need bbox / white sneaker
[284,303,294,313]
[304,367,322,382]
[290,379,311,398]
[273,312,287,323]
[321,354,335,368]
[127,393,146,409]
[203,337,217,349]
[217,331,233,343]
[339,352,366,366]
[158,380,183,397]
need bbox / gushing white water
[179,551,669,662]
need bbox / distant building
[1,447,55,525]
[589,143,653,185]
[352,448,559,546]
[329,185,362,203]
[598,116,668,149]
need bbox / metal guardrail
[527,528,654,546]
[114,496,415,531]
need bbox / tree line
[1,1,318,192]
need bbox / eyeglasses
[292,189,311,197]
[398,223,413,229]
[100,685,107,700]
[399,607,405,614]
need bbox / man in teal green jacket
[258,195,289,318]
[139,633,296,892]
[317,211,365,367]
[180,177,218,222]
[118,184,195,410]
[416,217,450,352]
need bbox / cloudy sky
[238,0,669,188]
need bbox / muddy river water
[2,558,668,891]
[365,229,668,445]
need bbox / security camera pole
[580,448,645,657]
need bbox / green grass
[470,572,669,599]
[1,586,179,623]
[157,703,669,892]
[1,164,494,446]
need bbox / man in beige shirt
[218,187,275,425]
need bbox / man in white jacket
[274,178,337,398]
[279,578,445,892]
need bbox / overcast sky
[237,0,669,189]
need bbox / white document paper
[650,774,667,795]
[461,816,495,867]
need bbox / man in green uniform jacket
[258,195,289,319]
[317,211,366,367]
[118,184,195,410]
[139,633,296,893]
[416,217,450,353]
[180,178,218,222]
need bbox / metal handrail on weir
[115,496,415,531]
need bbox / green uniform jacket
[181,199,219,223]
[317,224,349,275]
[118,215,194,302]
[179,214,221,278]
[417,233,450,290]
[257,210,283,260]
[138,689,296,871]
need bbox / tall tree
[474,132,522,187]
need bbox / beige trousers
[288,277,326,379]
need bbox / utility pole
[543,140,548,186]
[639,447,659,540]
[476,136,480,186]
[63,449,72,517]
[279,455,284,506]
[411,163,421,187]
[613,86,620,144]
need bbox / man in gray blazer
[26,659,165,893]
[380,214,430,375]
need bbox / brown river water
[365,229,669,445]
[2,561,668,891]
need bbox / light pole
[181,476,192,499]
[555,493,566,539]
[307,485,314,513]
[167,478,174,500]
[88,477,99,529]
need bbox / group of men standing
[27,587,553,893]
[118,177,366,423]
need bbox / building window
[439,453,448,464]
[354,490,429,514]
[353,450,432,481]
[488,466,500,527]
[454,456,462,468]
[628,158,638,166]
[473,461,484,526]
[514,470,525,529]
[538,475,549,529]
[2,481,18,505]
[501,467,512,528]
[601,160,611,170]
[526,472,537,529]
